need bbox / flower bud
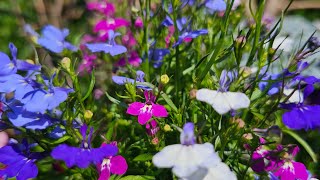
[239,66,252,78]
[26,59,35,64]
[235,36,246,47]
[189,89,197,99]
[61,57,71,71]
[151,137,159,145]
[163,124,172,132]
[84,110,93,120]
[160,74,169,84]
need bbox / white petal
[203,163,237,180]
[224,92,250,110]
[152,144,183,168]
[196,89,231,114]
[196,89,217,105]
[283,89,303,103]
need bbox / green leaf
[283,129,318,163]
[133,154,153,162]
[119,175,155,180]
[81,70,95,102]
[105,92,128,108]
[41,135,70,145]
[160,92,178,113]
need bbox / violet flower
[280,76,320,130]
[148,48,170,68]
[0,140,42,180]
[0,43,40,76]
[38,25,78,53]
[51,125,118,168]
[112,70,151,90]
[127,91,168,125]
[115,51,141,67]
[96,142,128,180]
[86,30,127,56]
[22,74,73,113]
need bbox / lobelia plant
[0,0,319,180]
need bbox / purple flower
[51,125,118,168]
[0,43,40,76]
[148,48,170,68]
[22,74,73,113]
[127,91,168,125]
[172,29,208,48]
[86,30,127,56]
[112,70,151,90]
[258,73,282,96]
[0,141,41,180]
[97,142,128,180]
[281,104,320,130]
[280,75,320,130]
[38,25,78,53]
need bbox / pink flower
[127,91,168,125]
[273,146,308,180]
[78,54,97,73]
[87,1,115,16]
[94,18,129,33]
[97,143,128,180]
[134,17,143,28]
[273,161,308,180]
[115,51,141,67]
[122,32,137,48]
[146,120,159,136]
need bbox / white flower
[196,88,250,114]
[152,143,220,178]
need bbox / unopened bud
[239,66,252,78]
[243,133,253,140]
[189,89,197,99]
[160,74,169,84]
[84,110,93,120]
[61,57,71,71]
[235,36,246,46]
[151,137,159,145]
[163,124,172,132]
[26,59,35,64]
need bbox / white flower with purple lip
[196,70,250,115]
[152,123,236,180]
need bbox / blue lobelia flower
[112,70,151,90]
[205,0,227,14]
[22,74,73,113]
[51,124,118,168]
[0,43,40,76]
[280,75,320,130]
[86,30,127,56]
[38,25,78,53]
[0,140,42,180]
[148,48,170,68]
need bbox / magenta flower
[273,146,308,180]
[115,51,141,67]
[146,119,159,136]
[87,1,115,16]
[94,18,129,33]
[134,17,143,28]
[78,54,97,73]
[122,32,137,48]
[127,91,168,125]
[97,142,128,180]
